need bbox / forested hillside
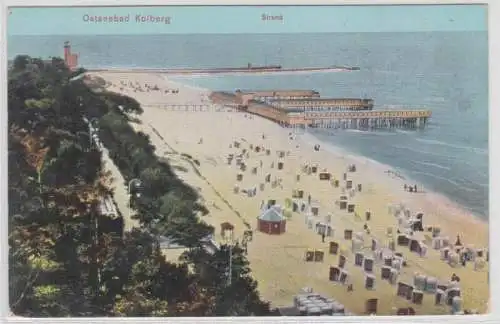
[8,56,271,317]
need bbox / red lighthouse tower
[64,41,79,71]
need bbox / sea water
[7,32,488,218]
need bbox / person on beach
[461,254,467,267]
[321,232,326,243]
[414,184,417,192]
[404,184,407,191]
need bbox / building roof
[270,98,374,105]
[259,207,285,222]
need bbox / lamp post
[223,234,239,287]
[228,243,233,286]
[127,178,142,224]
[221,228,254,287]
[224,240,234,287]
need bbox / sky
[7,5,488,35]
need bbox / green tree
[8,56,115,316]
[9,54,271,317]
[182,245,270,316]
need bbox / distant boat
[332,65,360,71]
[246,63,282,70]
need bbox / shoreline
[91,71,489,314]
[167,75,488,221]
[96,70,488,242]
[298,131,488,225]
[287,127,489,245]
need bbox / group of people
[115,80,179,94]
[403,184,418,193]
[385,169,405,180]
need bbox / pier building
[210,90,431,130]
[235,90,320,106]
[268,98,374,112]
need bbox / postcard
[5,2,490,318]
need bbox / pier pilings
[303,116,428,130]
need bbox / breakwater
[86,65,359,75]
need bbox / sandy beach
[91,71,489,315]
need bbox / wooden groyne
[210,90,432,130]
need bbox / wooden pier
[289,110,431,129]
[209,90,432,130]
